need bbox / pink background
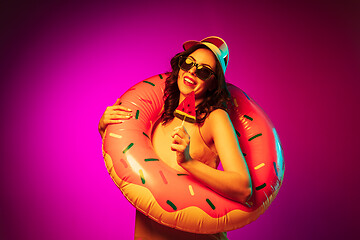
[1,0,359,239]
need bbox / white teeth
[184,77,195,85]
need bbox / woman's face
[177,48,217,105]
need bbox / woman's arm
[98,98,132,139]
[171,109,252,204]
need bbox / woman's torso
[135,210,228,240]
[134,117,228,240]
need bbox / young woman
[98,37,252,240]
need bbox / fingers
[113,98,132,111]
[111,105,132,112]
[99,100,132,130]
[107,110,132,119]
[104,103,132,120]
[99,99,133,135]
[171,126,190,153]
[171,127,192,163]
[171,126,188,139]
[116,105,132,112]
[171,135,189,152]
[172,134,186,144]
[170,143,187,152]
[103,119,125,125]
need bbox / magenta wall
[1,0,359,239]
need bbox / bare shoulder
[197,109,229,144]
[210,108,239,143]
[207,109,231,126]
[209,108,229,116]
[199,109,234,141]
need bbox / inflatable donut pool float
[102,74,284,234]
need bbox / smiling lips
[183,76,196,87]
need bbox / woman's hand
[98,98,132,138]
[171,126,192,164]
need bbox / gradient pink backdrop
[1,0,359,239]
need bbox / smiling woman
[99,37,284,240]
[177,49,217,104]
[161,40,230,126]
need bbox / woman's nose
[188,65,196,75]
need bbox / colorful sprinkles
[273,162,278,177]
[188,185,195,196]
[166,200,177,210]
[206,199,216,210]
[254,163,265,170]
[135,110,140,119]
[144,158,159,162]
[243,115,253,121]
[248,133,263,141]
[109,133,122,139]
[158,74,163,79]
[255,183,267,191]
[143,80,155,86]
[123,143,134,154]
[233,98,238,107]
[139,169,145,184]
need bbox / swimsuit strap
[198,125,218,157]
